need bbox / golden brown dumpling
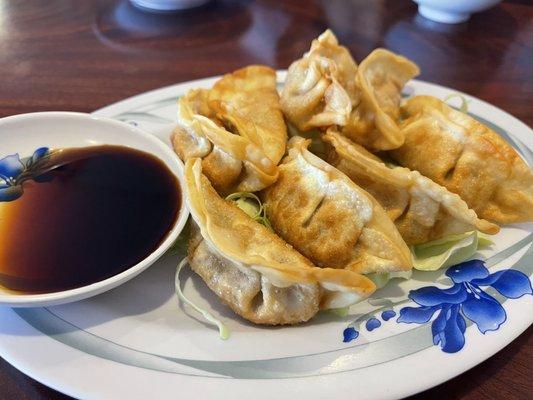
[188,222,321,325]
[172,66,286,194]
[209,65,287,165]
[390,96,533,224]
[343,49,420,150]
[263,136,413,274]
[281,30,419,151]
[324,129,500,244]
[280,30,357,131]
[185,158,376,325]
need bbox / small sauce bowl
[0,112,188,307]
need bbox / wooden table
[0,0,531,398]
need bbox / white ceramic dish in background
[130,0,211,12]
[0,112,188,307]
[414,0,502,24]
[0,76,531,400]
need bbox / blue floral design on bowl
[0,147,50,202]
[343,259,532,353]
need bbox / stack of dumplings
[172,66,286,194]
[281,30,420,150]
[323,129,500,244]
[185,158,375,325]
[171,31,532,326]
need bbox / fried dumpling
[280,30,357,131]
[342,49,420,151]
[281,30,419,151]
[209,65,287,165]
[263,137,413,274]
[185,158,376,325]
[390,96,533,224]
[324,129,500,244]
[172,66,286,194]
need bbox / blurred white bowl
[414,0,502,24]
[130,0,211,12]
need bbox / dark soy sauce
[0,145,180,293]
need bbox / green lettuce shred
[412,231,492,271]
[443,93,470,113]
[365,231,492,288]
[226,192,272,230]
[175,258,230,340]
[367,270,413,289]
[330,307,350,317]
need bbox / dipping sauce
[0,145,180,293]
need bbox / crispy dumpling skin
[263,137,412,274]
[209,65,287,165]
[324,129,500,244]
[172,66,286,194]
[281,30,419,151]
[280,30,357,131]
[390,96,533,224]
[188,222,321,325]
[343,49,420,151]
[184,158,376,325]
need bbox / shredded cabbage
[444,93,470,113]
[226,192,272,229]
[330,307,350,317]
[175,258,230,340]
[365,231,492,288]
[412,231,492,271]
[367,270,413,289]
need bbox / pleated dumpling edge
[280,29,356,132]
[172,65,285,194]
[184,158,376,324]
[391,95,533,224]
[263,137,413,275]
[343,48,420,150]
[324,129,500,245]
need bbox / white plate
[0,73,531,400]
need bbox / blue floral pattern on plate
[0,147,50,202]
[343,259,532,353]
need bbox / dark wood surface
[0,0,531,399]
